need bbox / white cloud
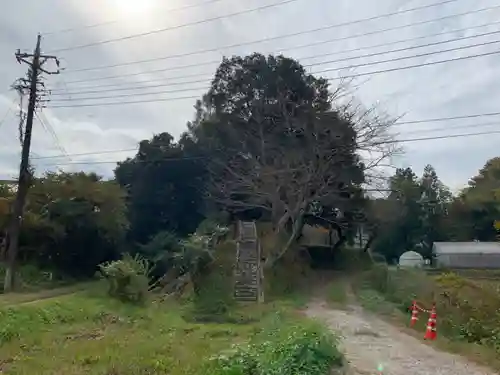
[1,0,499,191]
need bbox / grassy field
[0,282,94,307]
[0,282,336,375]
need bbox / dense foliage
[1,52,500,289]
[207,319,343,375]
[367,160,500,263]
[0,172,128,284]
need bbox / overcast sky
[1,0,500,191]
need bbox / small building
[399,251,424,268]
[433,242,500,269]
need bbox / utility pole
[3,34,60,292]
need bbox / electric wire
[47,0,311,53]
[30,112,500,160]
[53,18,500,87]
[45,48,500,108]
[48,34,500,100]
[32,130,500,167]
[43,0,234,36]
[53,0,472,68]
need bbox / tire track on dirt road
[306,299,498,375]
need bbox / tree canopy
[1,52,500,289]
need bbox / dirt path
[0,282,91,308]
[306,299,498,375]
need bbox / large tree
[24,172,128,276]
[115,132,206,245]
[419,164,452,254]
[369,167,424,261]
[2,172,128,289]
[368,165,454,261]
[190,53,395,265]
[448,157,500,241]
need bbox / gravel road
[306,300,498,375]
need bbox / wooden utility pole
[3,34,60,292]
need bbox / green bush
[98,253,152,304]
[207,320,343,375]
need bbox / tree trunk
[3,267,14,292]
[363,233,377,252]
[265,210,305,268]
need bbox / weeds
[354,265,500,354]
[206,318,344,375]
[0,286,341,375]
[98,253,152,304]
[327,282,348,307]
[0,292,143,346]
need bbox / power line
[30,112,500,160]
[32,130,500,167]
[46,48,500,108]
[326,48,500,80]
[47,0,308,53]
[55,0,469,69]
[0,101,15,130]
[47,94,199,108]
[32,148,142,160]
[54,18,500,87]
[48,34,500,100]
[398,130,500,144]
[47,86,207,102]
[314,38,500,74]
[55,77,206,94]
[395,111,500,125]
[400,120,500,135]
[35,111,71,161]
[43,0,232,36]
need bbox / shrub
[185,241,236,322]
[98,253,152,304]
[207,320,344,375]
[434,272,500,348]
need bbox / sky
[1,0,500,192]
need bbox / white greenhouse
[398,251,424,268]
[433,242,500,269]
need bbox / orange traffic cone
[409,301,419,327]
[424,304,437,340]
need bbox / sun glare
[111,0,156,17]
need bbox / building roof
[400,250,424,259]
[399,251,424,266]
[433,242,500,255]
